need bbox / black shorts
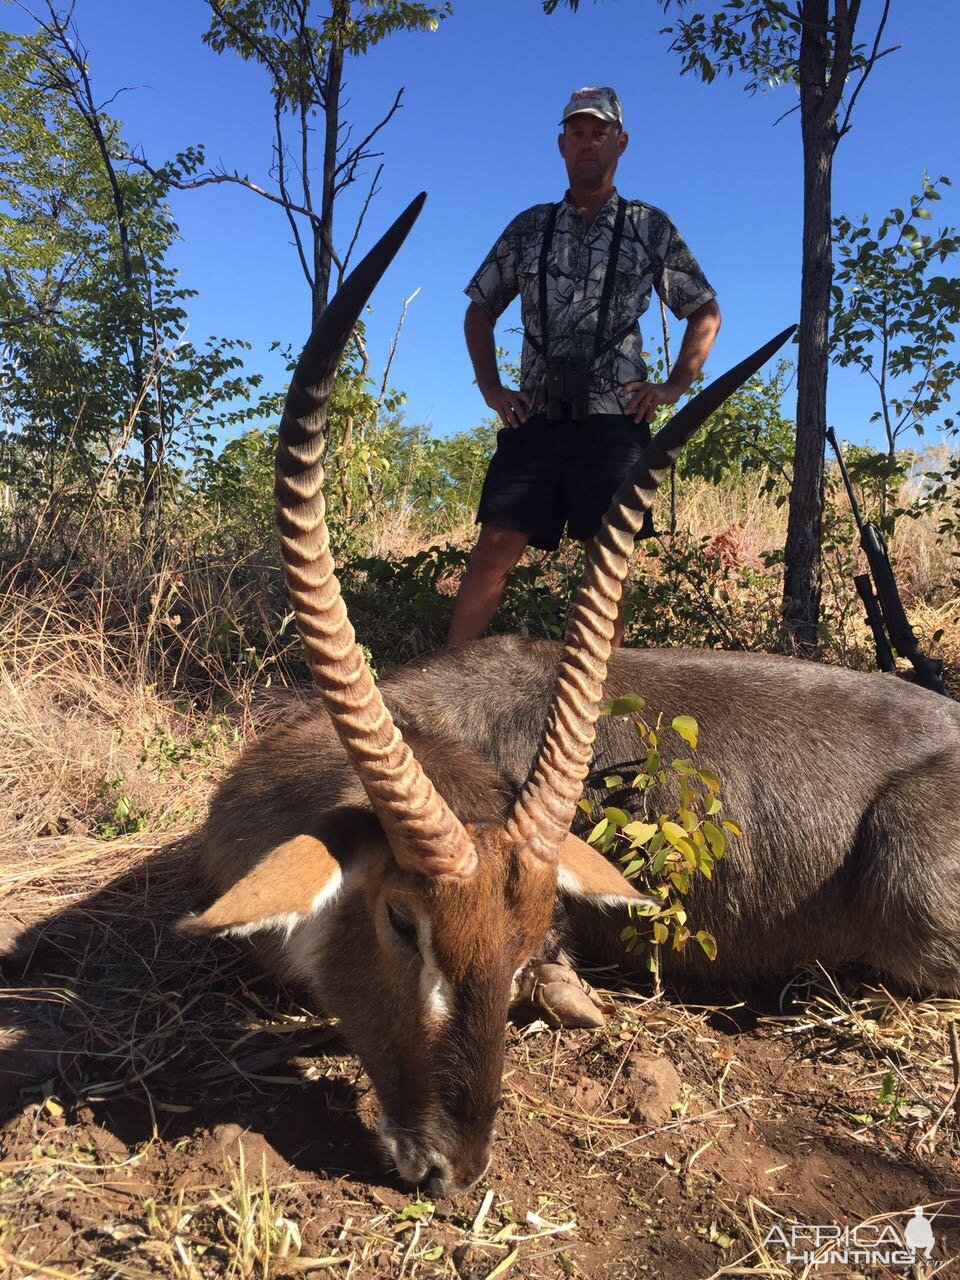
[476,412,656,552]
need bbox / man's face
[558,113,628,189]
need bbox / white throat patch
[283,866,345,979]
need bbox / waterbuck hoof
[515,961,608,1029]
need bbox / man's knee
[468,524,529,576]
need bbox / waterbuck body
[183,197,960,1194]
[193,637,960,1190]
[202,637,960,996]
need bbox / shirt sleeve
[654,219,716,320]
[464,218,520,318]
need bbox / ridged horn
[276,193,478,879]
[510,324,797,858]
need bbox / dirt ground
[0,836,958,1280]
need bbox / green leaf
[603,806,632,828]
[695,931,718,961]
[606,694,646,717]
[702,820,727,858]
[662,822,696,864]
[722,819,743,837]
[622,820,659,845]
[679,807,699,833]
[672,715,699,749]
[398,1199,435,1221]
[669,869,690,893]
[587,817,609,845]
[660,820,685,841]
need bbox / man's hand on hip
[623,380,681,424]
[483,385,531,428]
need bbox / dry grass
[672,476,788,563]
[0,572,246,852]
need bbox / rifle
[826,427,948,697]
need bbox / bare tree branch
[772,101,801,128]
[273,98,315,290]
[295,0,329,101]
[117,144,342,262]
[340,163,383,282]
[836,0,897,146]
[22,0,164,539]
[334,88,404,182]
[377,285,420,414]
[97,85,142,112]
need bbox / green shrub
[580,698,740,994]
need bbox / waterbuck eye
[386,903,418,947]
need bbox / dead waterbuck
[180,196,960,1194]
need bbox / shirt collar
[560,187,620,226]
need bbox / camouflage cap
[560,86,623,127]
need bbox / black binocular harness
[525,196,640,370]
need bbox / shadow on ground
[0,839,389,1188]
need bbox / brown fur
[184,635,960,1193]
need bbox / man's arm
[624,298,722,424]
[465,301,531,427]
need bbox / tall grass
[0,464,956,855]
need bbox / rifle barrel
[826,427,866,530]
[827,427,949,697]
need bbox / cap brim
[560,107,618,124]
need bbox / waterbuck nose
[425,1145,491,1197]
[425,1160,453,1198]
[378,1114,492,1195]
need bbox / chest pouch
[545,352,592,422]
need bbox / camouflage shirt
[464,189,716,415]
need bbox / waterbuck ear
[177,834,344,939]
[557,834,654,910]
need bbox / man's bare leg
[446,524,530,648]
[584,538,628,647]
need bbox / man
[446,86,721,648]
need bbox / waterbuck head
[180,194,794,1194]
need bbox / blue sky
[6,0,960,449]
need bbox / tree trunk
[54,33,161,544]
[782,0,836,651]
[315,0,348,327]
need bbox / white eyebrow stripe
[418,920,453,1023]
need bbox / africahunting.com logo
[762,1205,942,1269]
